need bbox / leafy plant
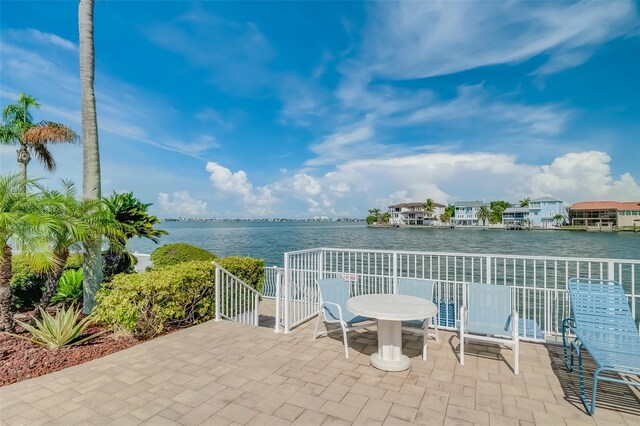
[51,269,83,306]
[11,305,103,349]
[102,192,167,280]
[93,261,216,337]
[150,243,215,268]
[10,255,46,311]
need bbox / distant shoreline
[162,218,364,223]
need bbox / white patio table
[346,294,437,371]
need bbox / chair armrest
[512,310,519,341]
[321,301,344,322]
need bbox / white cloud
[529,151,640,201]
[7,29,77,51]
[358,1,637,79]
[290,173,322,196]
[406,85,571,135]
[205,162,276,215]
[158,191,208,217]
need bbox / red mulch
[0,318,140,387]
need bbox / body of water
[128,221,640,266]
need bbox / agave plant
[50,269,83,306]
[11,305,104,349]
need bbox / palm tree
[0,174,59,331]
[102,192,166,280]
[553,214,564,227]
[423,198,436,220]
[79,0,102,313]
[39,181,121,307]
[476,205,491,226]
[439,212,451,223]
[0,93,78,186]
[519,198,531,207]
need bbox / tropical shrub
[150,243,215,268]
[12,305,103,349]
[217,256,265,293]
[93,261,216,337]
[65,253,83,270]
[51,269,83,306]
[10,255,46,311]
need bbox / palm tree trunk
[79,0,103,314]
[0,244,14,332]
[16,145,30,190]
[39,249,69,307]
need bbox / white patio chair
[397,278,439,360]
[459,282,519,374]
[313,278,374,358]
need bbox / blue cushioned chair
[562,278,640,415]
[397,278,439,360]
[313,278,373,358]
[459,282,519,374]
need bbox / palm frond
[22,122,78,146]
[31,143,56,172]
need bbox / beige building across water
[569,201,640,227]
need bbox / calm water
[128,222,640,266]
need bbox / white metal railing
[214,261,261,326]
[132,252,152,272]
[277,248,640,341]
[263,266,284,299]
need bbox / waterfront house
[501,206,529,226]
[570,201,640,228]
[528,196,565,227]
[453,201,487,226]
[388,202,445,225]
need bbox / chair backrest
[317,278,350,321]
[397,278,435,301]
[568,278,637,334]
[467,283,512,330]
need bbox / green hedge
[217,256,264,294]
[93,261,216,337]
[150,243,216,268]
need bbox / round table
[346,294,437,371]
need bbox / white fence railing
[277,248,640,341]
[214,261,261,326]
[132,252,152,273]
[263,266,284,299]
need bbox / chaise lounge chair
[459,282,519,374]
[397,278,439,360]
[562,277,640,415]
[313,278,374,358]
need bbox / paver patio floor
[1,300,639,425]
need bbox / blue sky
[1,1,639,218]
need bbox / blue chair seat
[466,322,510,337]
[401,319,425,329]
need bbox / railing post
[275,268,281,333]
[607,261,615,281]
[318,250,324,281]
[284,253,290,333]
[254,293,259,326]
[486,255,492,285]
[214,263,221,321]
[393,251,398,294]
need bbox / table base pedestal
[370,319,411,372]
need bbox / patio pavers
[1,300,639,425]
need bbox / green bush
[93,261,216,337]
[64,254,83,270]
[150,243,215,268]
[217,256,265,293]
[51,269,83,306]
[10,255,46,310]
